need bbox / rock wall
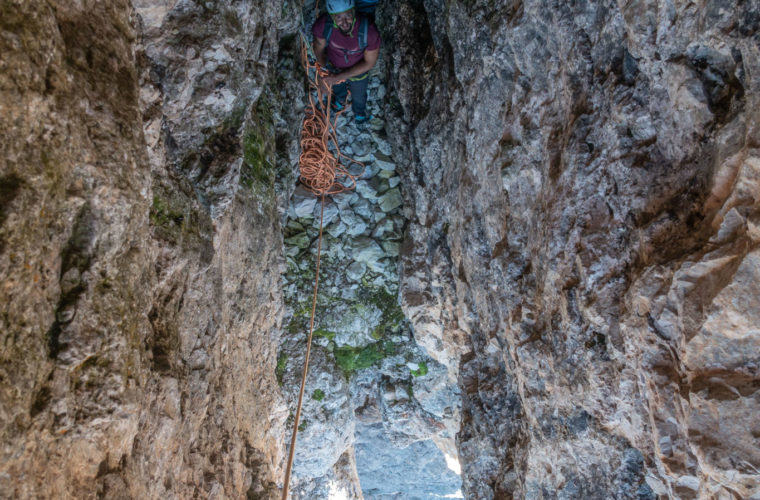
[3,0,759,498]
[381,0,759,498]
[1,0,290,497]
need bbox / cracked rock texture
[2,0,760,499]
[381,0,760,498]
[1,0,289,498]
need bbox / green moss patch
[313,328,336,341]
[276,351,288,385]
[334,339,396,378]
[358,284,405,340]
[149,182,213,263]
[240,91,276,196]
[311,389,325,401]
[411,361,428,377]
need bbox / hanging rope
[281,5,364,499]
[281,196,325,500]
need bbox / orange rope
[281,21,364,500]
[281,196,325,500]
[297,42,363,196]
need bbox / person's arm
[313,36,328,66]
[322,48,379,86]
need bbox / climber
[312,0,381,125]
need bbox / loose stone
[378,188,402,212]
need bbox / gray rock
[382,241,400,257]
[371,132,392,156]
[290,192,318,219]
[341,211,368,237]
[374,153,396,173]
[352,237,385,270]
[284,233,310,249]
[369,117,385,132]
[352,197,374,220]
[332,302,384,348]
[314,201,340,226]
[333,192,355,210]
[355,179,379,202]
[371,218,395,238]
[677,476,701,492]
[346,262,366,283]
[358,161,379,180]
[630,115,656,144]
[378,188,403,212]
[353,132,374,156]
[354,423,462,499]
[325,220,347,238]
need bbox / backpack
[322,14,371,65]
[355,0,378,14]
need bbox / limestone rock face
[380,0,759,498]
[3,0,759,498]
[1,0,288,498]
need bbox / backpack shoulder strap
[358,16,369,51]
[322,17,333,44]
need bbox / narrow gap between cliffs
[274,1,464,498]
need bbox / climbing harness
[281,4,364,499]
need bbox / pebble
[378,188,402,212]
[372,133,392,156]
[355,180,379,201]
[347,261,366,282]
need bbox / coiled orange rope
[297,42,363,195]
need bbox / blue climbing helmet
[326,0,354,14]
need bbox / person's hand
[319,73,344,92]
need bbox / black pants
[332,73,369,117]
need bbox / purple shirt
[312,14,381,70]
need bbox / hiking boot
[331,100,345,113]
[355,114,371,125]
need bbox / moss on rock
[333,339,397,378]
[240,90,276,197]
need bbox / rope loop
[297,42,364,196]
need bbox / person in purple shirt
[312,0,381,124]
